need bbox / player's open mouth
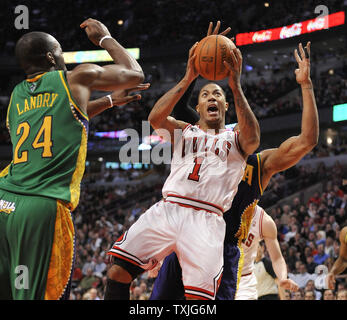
[207,104,218,115]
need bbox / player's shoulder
[261,210,277,239]
[262,211,275,226]
[67,63,102,85]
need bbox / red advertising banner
[236,11,345,46]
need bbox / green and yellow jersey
[0,70,89,211]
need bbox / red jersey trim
[166,194,224,213]
[259,208,264,239]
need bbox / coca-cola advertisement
[236,11,345,46]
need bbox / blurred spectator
[304,290,316,300]
[284,224,298,243]
[337,289,347,300]
[138,280,151,300]
[130,286,142,300]
[322,289,335,300]
[94,256,107,275]
[288,262,315,289]
[282,291,291,300]
[79,268,99,291]
[305,255,318,274]
[82,256,96,276]
[308,192,321,206]
[314,244,329,265]
[304,279,322,300]
[291,289,304,300]
[88,288,101,300]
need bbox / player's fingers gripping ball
[194,35,236,81]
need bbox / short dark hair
[15,32,56,71]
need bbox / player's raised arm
[260,42,319,189]
[223,48,260,157]
[148,43,199,140]
[80,18,144,90]
[327,226,347,289]
[66,19,146,115]
[262,212,299,293]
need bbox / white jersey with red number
[235,205,264,300]
[240,205,265,276]
[162,124,246,215]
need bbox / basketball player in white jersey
[235,205,299,300]
[149,40,318,301]
[103,22,260,300]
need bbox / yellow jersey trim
[235,242,245,297]
[68,126,87,211]
[26,72,47,82]
[6,92,14,132]
[58,71,89,121]
[0,163,11,178]
[45,200,74,300]
[257,153,263,195]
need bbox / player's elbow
[148,113,161,129]
[124,69,145,86]
[300,134,318,152]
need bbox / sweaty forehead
[200,83,224,94]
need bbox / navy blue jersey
[150,153,263,300]
[150,252,185,300]
[217,153,263,300]
[224,153,263,245]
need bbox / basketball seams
[198,37,209,79]
[196,35,235,81]
[214,35,218,81]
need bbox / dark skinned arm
[260,42,318,190]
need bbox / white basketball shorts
[108,199,225,300]
[235,272,258,300]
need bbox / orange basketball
[194,35,236,81]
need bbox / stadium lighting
[333,103,347,122]
[63,48,140,64]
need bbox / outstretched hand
[110,83,150,107]
[294,42,311,86]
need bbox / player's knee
[107,264,132,283]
